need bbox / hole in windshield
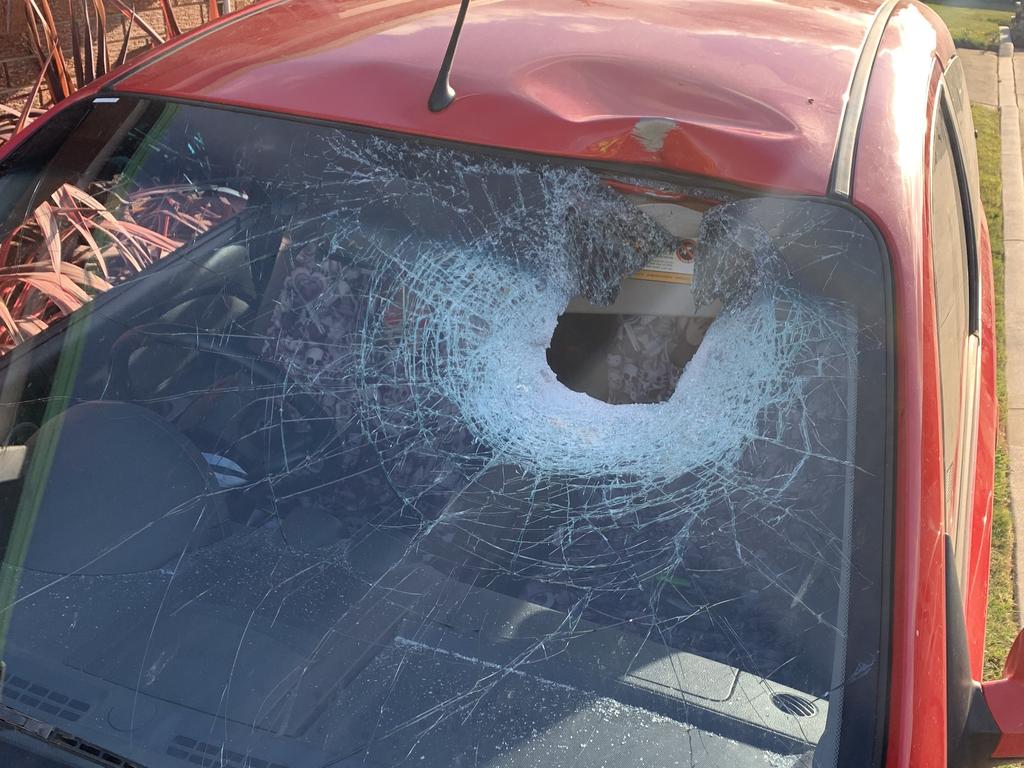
[546,304,713,404]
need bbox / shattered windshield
[0,98,890,768]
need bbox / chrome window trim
[829,0,901,199]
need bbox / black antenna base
[427,0,470,113]
[428,78,456,112]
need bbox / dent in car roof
[112,0,895,195]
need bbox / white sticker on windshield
[631,239,696,284]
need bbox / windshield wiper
[0,699,146,768]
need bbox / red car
[0,0,1020,766]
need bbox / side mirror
[981,628,1024,759]
[946,535,1024,765]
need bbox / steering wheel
[109,323,335,479]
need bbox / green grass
[926,2,1014,51]
[972,104,1019,682]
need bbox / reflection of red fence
[0,0,253,110]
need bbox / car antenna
[428,0,471,112]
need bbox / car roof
[110,0,903,195]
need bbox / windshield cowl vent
[167,734,288,768]
[3,675,91,722]
[770,692,817,718]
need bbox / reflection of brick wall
[0,0,256,107]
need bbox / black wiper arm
[0,700,146,768]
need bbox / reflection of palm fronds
[126,184,247,241]
[0,104,44,148]
[0,181,244,353]
[21,0,183,104]
[1,0,207,150]
[0,52,51,144]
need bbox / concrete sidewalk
[964,49,999,108]
[999,29,1024,627]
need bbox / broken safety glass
[0,97,890,768]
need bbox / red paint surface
[853,3,1000,765]
[923,0,999,677]
[852,3,950,766]
[109,0,884,195]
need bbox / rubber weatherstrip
[829,0,901,199]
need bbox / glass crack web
[249,134,861,764]
[0,107,881,768]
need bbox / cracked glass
[0,97,890,768]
